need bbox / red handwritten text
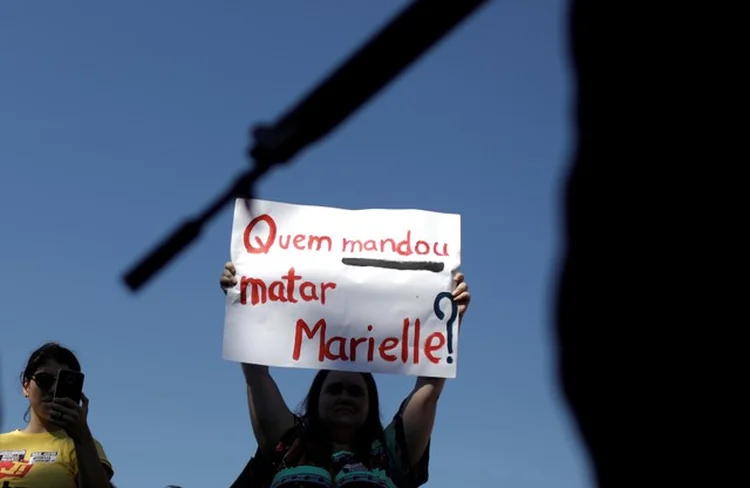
[244,214,333,254]
[242,214,449,258]
[240,268,337,306]
[342,231,448,257]
[292,318,446,365]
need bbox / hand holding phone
[53,369,85,405]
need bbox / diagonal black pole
[122,0,490,292]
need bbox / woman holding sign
[0,342,114,488]
[221,262,470,488]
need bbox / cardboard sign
[222,199,462,378]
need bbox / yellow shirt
[0,429,112,488]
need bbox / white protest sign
[222,199,462,378]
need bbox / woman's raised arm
[241,363,296,453]
[400,273,470,468]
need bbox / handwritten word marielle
[243,214,449,257]
[293,317,448,365]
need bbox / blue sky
[0,1,590,486]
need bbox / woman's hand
[453,272,471,321]
[220,262,261,374]
[46,393,92,443]
[220,261,238,294]
[48,393,113,487]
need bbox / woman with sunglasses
[0,342,114,488]
[220,262,471,488]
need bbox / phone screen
[54,369,85,404]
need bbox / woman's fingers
[452,273,471,318]
[220,262,238,291]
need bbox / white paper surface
[222,198,462,378]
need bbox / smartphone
[53,369,85,404]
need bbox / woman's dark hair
[20,342,81,421]
[295,370,384,468]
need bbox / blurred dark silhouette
[556,1,727,486]
[122,0,488,292]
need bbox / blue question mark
[433,291,458,364]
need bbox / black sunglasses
[32,372,57,391]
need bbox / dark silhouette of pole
[122,0,489,292]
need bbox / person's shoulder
[58,432,109,459]
[87,435,114,476]
[91,436,106,447]
[0,429,22,440]
[88,436,110,456]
